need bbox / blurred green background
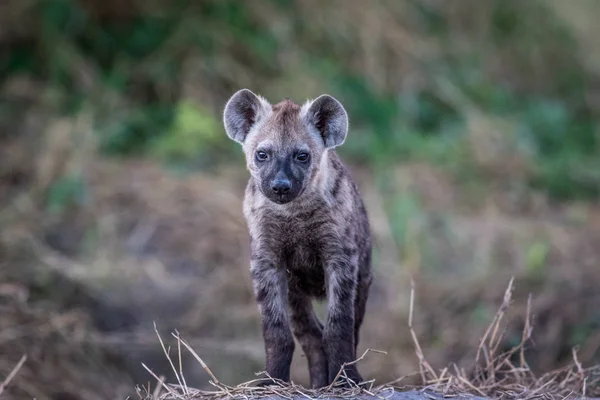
[1,1,600,399]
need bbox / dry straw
[0,355,27,397]
[407,278,599,399]
[139,278,599,400]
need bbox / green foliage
[99,104,175,155]
[150,100,232,166]
[470,303,493,325]
[3,0,600,199]
[525,240,550,278]
[390,193,423,247]
[569,316,600,349]
[46,174,87,215]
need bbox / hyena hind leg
[288,291,329,389]
[353,272,372,358]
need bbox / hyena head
[223,89,349,204]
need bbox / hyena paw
[329,366,364,388]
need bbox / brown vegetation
[134,280,600,400]
[2,136,600,397]
[2,0,600,398]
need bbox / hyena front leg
[251,259,295,384]
[323,257,362,385]
[288,290,328,388]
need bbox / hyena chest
[284,242,327,299]
[264,208,334,298]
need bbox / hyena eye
[255,150,269,162]
[296,152,310,163]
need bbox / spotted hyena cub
[223,89,372,388]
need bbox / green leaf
[46,175,86,215]
[525,241,549,276]
[150,100,223,161]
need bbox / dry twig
[0,355,26,396]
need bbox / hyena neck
[314,150,344,196]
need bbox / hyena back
[223,89,372,388]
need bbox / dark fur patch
[273,99,301,136]
[331,172,343,199]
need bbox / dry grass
[408,278,600,399]
[137,329,392,400]
[2,154,599,397]
[0,356,26,397]
[0,266,135,400]
[139,278,599,400]
[1,147,599,397]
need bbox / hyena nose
[271,179,291,195]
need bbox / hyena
[223,89,372,388]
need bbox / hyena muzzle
[223,89,372,388]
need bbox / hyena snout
[271,180,291,195]
[270,173,291,195]
[263,169,302,204]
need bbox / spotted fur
[223,89,372,388]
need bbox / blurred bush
[1,0,600,396]
[2,0,599,198]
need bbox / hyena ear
[223,89,271,144]
[302,94,349,148]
